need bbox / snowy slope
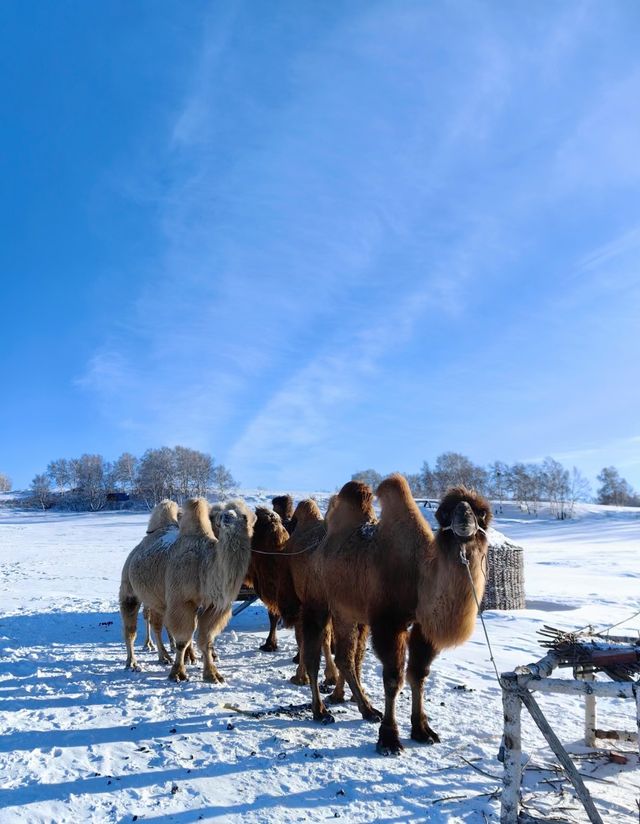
[0,503,638,823]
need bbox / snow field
[0,505,638,822]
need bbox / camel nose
[451,501,478,538]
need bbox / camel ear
[434,503,450,527]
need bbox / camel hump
[435,486,492,530]
[327,481,376,535]
[180,497,215,538]
[292,499,323,528]
[146,499,180,533]
[375,473,416,522]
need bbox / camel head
[253,507,289,551]
[217,504,256,545]
[435,487,492,543]
[272,494,294,521]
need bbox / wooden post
[519,690,604,824]
[635,683,640,758]
[500,675,522,824]
[579,666,597,747]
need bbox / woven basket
[480,541,525,611]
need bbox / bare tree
[0,473,11,493]
[47,458,73,493]
[31,474,52,510]
[419,461,437,498]
[596,466,638,507]
[433,452,488,496]
[351,469,383,489]
[487,461,508,513]
[136,447,176,507]
[71,454,111,511]
[211,464,238,499]
[542,457,570,519]
[404,473,425,497]
[567,467,591,516]
[112,452,139,494]
[173,446,214,499]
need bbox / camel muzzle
[450,501,479,540]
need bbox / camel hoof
[157,654,173,666]
[289,674,309,686]
[410,724,440,745]
[203,667,224,683]
[313,710,335,725]
[125,663,142,672]
[259,641,278,652]
[168,668,188,682]
[327,690,346,705]
[142,641,156,652]
[361,706,384,723]
[376,724,403,756]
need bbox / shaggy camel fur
[302,475,491,754]
[245,507,290,651]
[277,499,340,687]
[120,500,185,670]
[164,497,256,683]
[316,481,379,715]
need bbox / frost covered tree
[136,447,177,507]
[211,464,238,499]
[567,467,591,516]
[351,469,383,489]
[70,454,111,511]
[31,473,52,510]
[487,461,509,511]
[432,452,488,496]
[542,457,571,519]
[112,452,139,494]
[47,458,73,493]
[0,473,11,492]
[596,466,638,507]
[418,462,438,498]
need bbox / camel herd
[119,474,491,754]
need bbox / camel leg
[407,624,440,744]
[149,609,172,665]
[168,630,176,653]
[331,619,382,722]
[371,620,408,755]
[185,640,197,664]
[121,596,142,671]
[142,605,156,651]
[290,622,308,685]
[260,610,279,652]
[321,623,340,690]
[302,605,334,724]
[197,606,230,683]
[165,601,197,682]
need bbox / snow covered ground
[0,500,638,823]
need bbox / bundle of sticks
[538,625,640,681]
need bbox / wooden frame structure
[499,638,640,824]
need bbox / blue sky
[1,1,640,492]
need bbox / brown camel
[302,474,491,754]
[245,507,291,651]
[276,499,340,687]
[316,481,380,717]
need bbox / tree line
[352,453,640,519]
[27,447,238,511]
